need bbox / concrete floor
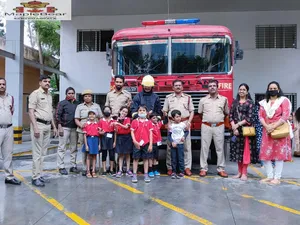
[1,152,300,225]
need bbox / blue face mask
[138,113,147,118]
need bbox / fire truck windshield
[113,37,231,76]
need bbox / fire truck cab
[107,18,243,164]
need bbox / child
[148,113,168,177]
[168,110,189,179]
[115,106,133,178]
[131,105,153,183]
[82,110,100,178]
[98,106,116,176]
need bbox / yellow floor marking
[249,164,265,178]
[283,180,300,187]
[104,177,143,194]
[14,172,90,225]
[184,176,209,184]
[104,177,213,225]
[241,194,300,215]
[150,197,213,225]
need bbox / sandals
[232,173,242,179]
[269,179,281,185]
[86,173,92,178]
[240,174,248,181]
[259,178,272,184]
[92,172,98,178]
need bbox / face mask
[138,113,147,118]
[103,111,111,117]
[268,90,279,97]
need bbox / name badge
[157,141,162,146]
[107,133,113,138]
[139,140,144,146]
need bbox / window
[77,30,114,52]
[256,25,297,49]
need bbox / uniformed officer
[163,80,194,176]
[29,75,59,187]
[0,78,21,185]
[198,79,229,178]
[105,75,132,118]
[74,89,102,176]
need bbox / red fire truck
[107,18,243,162]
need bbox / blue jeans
[171,144,184,173]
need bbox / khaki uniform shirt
[198,94,229,123]
[74,102,103,133]
[0,93,13,125]
[105,89,132,117]
[163,93,194,118]
[28,87,53,122]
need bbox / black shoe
[82,170,87,176]
[101,171,107,176]
[39,176,50,183]
[32,179,45,187]
[5,178,21,185]
[69,167,79,173]
[59,168,68,175]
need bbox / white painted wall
[60,10,300,107]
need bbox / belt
[36,118,51,125]
[0,124,12,128]
[202,122,224,127]
[169,117,189,122]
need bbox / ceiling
[72,0,300,16]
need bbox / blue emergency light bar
[142,18,200,26]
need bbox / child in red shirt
[98,106,116,176]
[131,105,153,183]
[115,106,133,178]
[148,113,168,177]
[82,110,100,178]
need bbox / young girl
[115,106,133,178]
[82,110,100,178]
[131,105,153,183]
[148,113,167,177]
[98,106,116,176]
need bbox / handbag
[271,122,290,139]
[236,105,255,137]
[242,126,256,136]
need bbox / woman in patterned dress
[230,83,258,181]
[259,81,292,185]
[254,99,264,167]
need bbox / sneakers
[101,171,107,176]
[154,171,160,176]
[110,171,116,177]
[59,168,68,175]
[148,171,155,178]
[132,174,138,183]
[144,174,151,183]
[126,170,133,177]
[178,173,184,178]
[171,173,176,179]
[116,171,123,178]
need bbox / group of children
[82,105,189,183]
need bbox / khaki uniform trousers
[31,123,51,180]
[200,124,225,172]
[57,127,78,169]
[166,120,192,170]
[0,126,14,179]
[78,132,88,168]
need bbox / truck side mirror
[106,42,112,66]
[234,40,244,61]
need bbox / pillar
[5,21,24,144]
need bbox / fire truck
[107,18,243,163]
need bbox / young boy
[168,110,189,179]
[131,105,153,183]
